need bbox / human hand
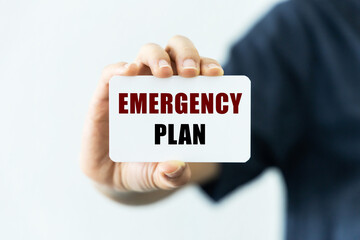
[80,35,223,193]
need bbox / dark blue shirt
[201,0,360,239]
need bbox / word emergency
[118,92,243,145]
[118,92,242,114]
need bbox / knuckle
[182,46,199,57]
[101,64,112,75]
[201,57,214,62]
[101,62,125,74]
[204,57,217,62]
[138,43,166,61]
[167,35,191,50]
[169,34,186,42]
[141,42,160,51]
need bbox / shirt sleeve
[200,1,312,201]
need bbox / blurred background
[0,0,285,239]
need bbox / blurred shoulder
[227,1,314,79]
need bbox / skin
[80,35,221,205]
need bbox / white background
[0,0,285,239]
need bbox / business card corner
[108,151,117,163]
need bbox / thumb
[154,160,191,190]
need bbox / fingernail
[164,160,185,178]
[183,59,197,69]
[208,63,221,69]
[159,59,171,68]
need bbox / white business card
[109,76,251,162]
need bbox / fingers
[166,35,201,77]
[200,57,224,76]
[136,43,173,78]
[117,36,222,79]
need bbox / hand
[80,35,223,194]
